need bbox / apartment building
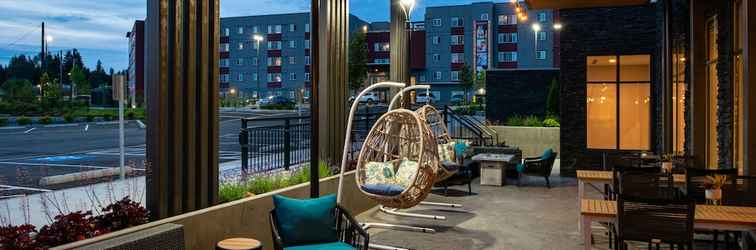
[220,13,367,99]
[126,20,145,108]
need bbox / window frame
[585,54,653,151]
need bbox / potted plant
[659,154,675,173]
[704,175,728,205]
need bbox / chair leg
[545,176,551,188]
[713,230,719,250]
[444,186,449,196]
[467,182,472,195]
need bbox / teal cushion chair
[270,194,369,250]
[516,149,558,188]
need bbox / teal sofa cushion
[273,194,338,246]
[540,149,553,161]
[285,242,356,250]
[516,163,525,173]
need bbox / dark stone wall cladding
[559,4,661,176]
[715,1,733,169]
[485,70,560,123]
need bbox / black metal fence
[443,106,497,146]
[239,109,385,174]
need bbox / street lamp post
[253,34,264,99]
[400,0,416,104]
[531,23,541,55]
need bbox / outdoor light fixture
[532,23,541,32]
[229,88,237,95]
[253,34,263,42]
[45,35,54,43]
[399,0,416,20]
[609,59,617,63]
[553,23,563,30]
[363,25,368,33]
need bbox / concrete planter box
[55,171,376,250]
[489,126,560,158]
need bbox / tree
[70,64,91,95]
[546,78,560,116]
[1,78,35,102]
[40,73,62,102]
[458,64,474,104]
[348,32,369,93]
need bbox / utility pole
[41,22,45,69]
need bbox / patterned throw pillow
[394,159,419,188]
[364,161,396,185]
[454,140,471,159]
[437,142,456,162]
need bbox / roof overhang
[524,0,650,10]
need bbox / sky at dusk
[0,0,484,71]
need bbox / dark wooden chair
[616,193,695,250]
[516,150,557,188]
[269,205,369,250]
[685,167,739,250]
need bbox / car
[258,96,294,106]
[415,92,436,104]
[450,93,466,104]
[349,92,380,104]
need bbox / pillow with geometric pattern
[364,161,396,185]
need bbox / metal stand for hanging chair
[336,82,416,250]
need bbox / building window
[450,35,464,45]
[220,74,229,82]
[586,55,651,150]
[480,13,489,21]
[289,24,296,32]
[432,18,442,27]
[537,12,547,22]
[237,73,244,81]
[498,52,517,62]
[238,27,244,34]
[536,50,546,60]
[497,33,517,43]
[538,31,547,41]
[373,42,390,52]
[289,40,296,48]
[253,41,260,50]
[497,14,517,25]
[268,73,282,82]
[374,58,390,64]
[253,26,259,33]
[451,53,464,63]
[238,42,244,50]
[288,56,296,64]
[220,59,229,67]
[305,73,311,81]
[267,57,282,66]
[252,73,258,81]
[268,25,282,34]
[236,58,244,65]
[434,71,442,80]
[432,54,441,62]
[267,41,282,50]
[289,72,297,80]
[305,23,310,32]
[224,28,229,36]
[451,17,463,27]
[418,74,426,82]
[432,36,441,45]
[252,57,258,65]
[305,40,311,49]
[305,56,311,65]
[450,71,460,81]
[220,43,229,52]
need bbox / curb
[44,124,80,128]
[39,167,136,187]
[0,126,28,130]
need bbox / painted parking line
[24,128,35,134]
[0,162,111,169]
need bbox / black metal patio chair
[616,193,696,250]
[516,149,557,188]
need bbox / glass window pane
[619,55,650,82]
[587,83,617,149]
[587,56,617,82]
[619,83,650,150]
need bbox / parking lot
[0,109,302,197]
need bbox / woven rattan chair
[355,109,438,209]
[415,105,459,182]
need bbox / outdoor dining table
[580,199,756,250]
[575,170,686,232]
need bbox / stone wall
[485,69,560,123]
[489,126,560,158]
[558,4,661,176]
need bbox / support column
[145,0,220,219]
[390,0,409,84]
[746,0,755,176]
[317,0,350,166]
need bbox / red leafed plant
[95,196,149,232]
[36,211,106,247]
[0,224,44,250]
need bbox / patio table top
[576,169,686,183]
[581,199,756,226]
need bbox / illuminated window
[586,55,650,150]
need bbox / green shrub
[16,116,31,125]
[86,114,96,122]
[63,114,75,123]
[39,116,53,125]
[126,111,136,120]
[104,114,115,121]
[505,115,524,126]
[523,115,543,127]
[0,118,7,127]
[218,182,248,203]
[218,163,333,203]
[543,118,560,127]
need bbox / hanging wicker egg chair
[355,109,438,209]
[415,105,459,182]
